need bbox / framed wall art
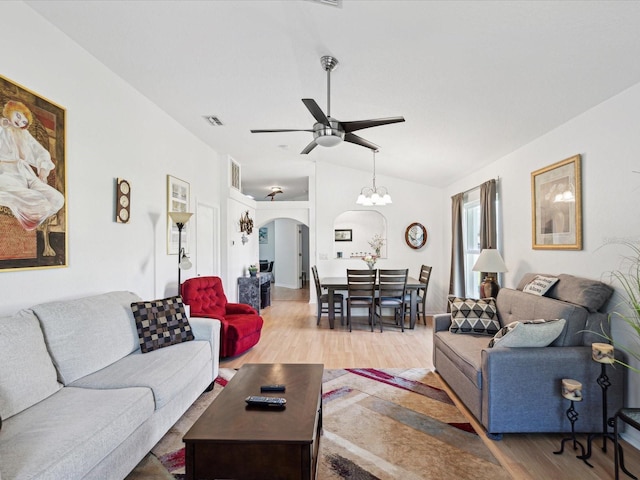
[334,229,352,242]
[0,75,67,272]
[259,227,268,244]
[167,175,190,254]
[531,154,582,250]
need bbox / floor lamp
[169,211,193,293]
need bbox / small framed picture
[259,227,268,244]
[531,154,582,250]
[334,229,353,242]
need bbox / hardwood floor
[221,285,640,480]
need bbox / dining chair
[346,269,378,332]
[405,265,432,325]
[376,269,409,332]
[311,265,344,326]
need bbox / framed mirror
[333,210,387,258]
[405,222,427,249]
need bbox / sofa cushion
[131,296,194,353]
[517,273,613,312]
[496,288,587,346]
[0,310,62,420]
[0,386,153,480]
[31,291,142,385]
[448,296,499,335]
[522,275,559,296]
[488,319,566,348]
[433,331,488,389]
[69,340,211,410]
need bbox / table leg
[328,288,335,329]
[409,289,418,329]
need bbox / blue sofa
[0,291,220,480]
[433,273,626,436]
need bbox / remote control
[245,396,287,407]
[261,384,286,392]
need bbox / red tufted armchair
[181,276,264,358]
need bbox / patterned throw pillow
[131,296,194,353]
[522,275,559,296]
[488,318,566,348]
[448,296,499,335]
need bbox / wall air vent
[203,115,224,126]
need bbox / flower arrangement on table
[362,254,377,269]
[368,234,385,256]
[248,264,258,276]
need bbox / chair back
[419,265,432,285]
[347,269,377,299]
[311,265,323,301]
[181,276,228,319]
[378,269,409,301]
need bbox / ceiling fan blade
[341,117,405,133]
[301,140,318,154]
[251,128,314,133]
[302,99,330,126]
[344,133,379,151]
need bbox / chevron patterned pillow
[448,296,499,335]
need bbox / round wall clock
[115,178,131,223]
[405,222,427,249]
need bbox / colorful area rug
[126,368,509,480]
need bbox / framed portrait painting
[531,154,582,250]
[0,75,67,271]
[167,175,190,255]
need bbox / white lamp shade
[472,249,508,273]
[169,211,193,225]
[315,134,343,147]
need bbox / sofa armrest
[481,346,625,434]
[189,316,221,381]
[433,313,452,332]
[226,303,258,315]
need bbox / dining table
[320,275,426,330]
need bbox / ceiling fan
[251,56,405,154]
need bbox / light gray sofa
[0,291,220,480]
[433,273,625,437]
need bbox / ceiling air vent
[203,115,224,126]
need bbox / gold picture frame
[0,75,67,271]
[531,154,582,250]
[167,175,190,254]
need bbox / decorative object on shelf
[363,254,377,270]
[356,149,392,206]
[115,178,131,223]
[168,211,193,289]
[554,378,592,467]
[167,175,190,254]
[368,234,385,257]
[248,264,258,277]
[334,229,352,242]
[531,154,582,250]
[472,248,508,298]
[0,74,67,272]
[405,222,427,250]
[239,210,253,235]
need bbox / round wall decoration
[405,222,427,249]
[115,178,131,224]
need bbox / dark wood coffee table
[183,363,324,480]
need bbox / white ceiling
[26,0,640,201]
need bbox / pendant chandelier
[356,149,392,206]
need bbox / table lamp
[472,249,508,298]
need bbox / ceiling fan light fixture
[313,120,344,147]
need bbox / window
[463,189,482,297]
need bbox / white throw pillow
[488,318,566,348]
[522,275,559,296]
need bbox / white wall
[0,2,222,314]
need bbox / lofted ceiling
[26,0,640,201]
